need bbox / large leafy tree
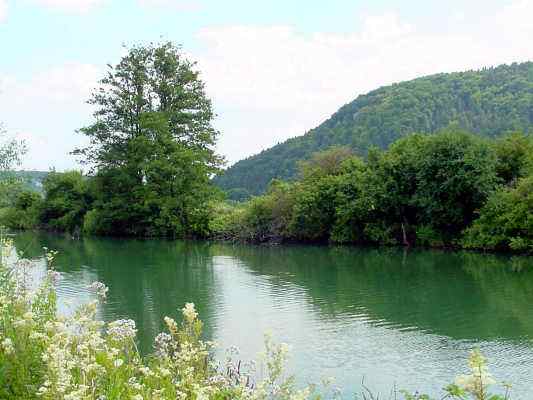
[75,42,222,237]
[493,131,533,185]
[413,129,499,241]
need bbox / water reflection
[217,245,533,341]
[11,232,533,399]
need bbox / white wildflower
[164,316,178,334]
[154,332,172,357]
[114,358,124,368]
[30,331,46,340]
[87,281,109,299]
[455,349,496,395]
[13,318,29,328]
[280,342,291,355]
[182,302,198,323]
[45,249,58,264]
[107,319,137,342]
[23,311,34,320]
[1,338,14,355]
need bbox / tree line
[210,129,533,253]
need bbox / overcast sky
[1,0,533,171]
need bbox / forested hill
[214,62,533,198]
[0,171,48,192]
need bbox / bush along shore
[209,129,533,253]
[0,239,514,399]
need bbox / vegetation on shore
[0,42,532,254]
[0,240,513,399]
[1,129,533,254]
[210,129,533,253]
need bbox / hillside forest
[214,62,533,198]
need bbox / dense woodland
[0,45,532,254]
[214,62,533,198]
[209,130,533,253]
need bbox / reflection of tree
[210,244,533,342]
[13,232,533,348]
[13,233,219,354]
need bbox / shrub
[40,171,93,234]
[0,190,42,230]
[211,181,296,243]
[462,176,533,253]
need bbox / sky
[1,0,533,171]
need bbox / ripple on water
[12,234,533,400]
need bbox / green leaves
[462,176,533,253]
[213,128,531,251]
[0,123,26,173]
[74,42,222,238]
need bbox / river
[11,231,533,399]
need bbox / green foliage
[40,171,92,233]
[462,176,533,253]
[412,130,499,241]
[0,190,42,230]
[493,132,533,184]
[226,187,252,202]
[210,180,297,243]
[0,123,35,230]
[74,42,222,238]
[329,159,377,244]
[215,62,533,195]
[213,129,516,249]
[332,130,499,246]
[290,147,356,242]
[290,175,340,241]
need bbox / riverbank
[2,131,533,255]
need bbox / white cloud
[0,0,7,23]
[138,0,203,11]
[192,5,533,165]
[32,0,105,13]
[0,63,101,170]
[2,63,100,105]
[4,0,533,171]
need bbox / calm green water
[11,232,533,399]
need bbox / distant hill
[0,170,48,192]
[214,62,533,198]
